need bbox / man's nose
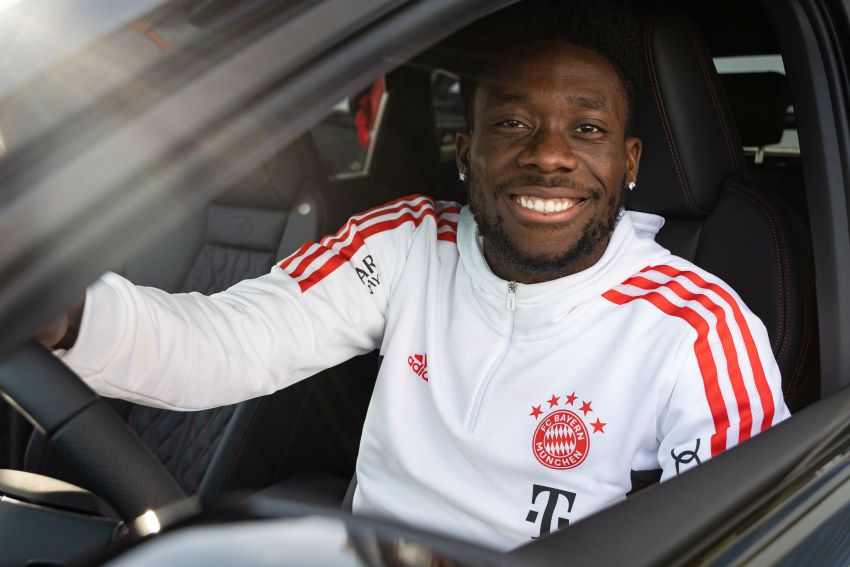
[517,127,579,172]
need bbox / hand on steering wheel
[0,341,186,521]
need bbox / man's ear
[456,131,471,177]
[625,136,642,185]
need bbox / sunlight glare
[0,0,25,16]
[141,509,161,535]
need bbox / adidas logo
[407,353,429,382]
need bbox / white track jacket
[63,194,789,551]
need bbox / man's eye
[576,124,603,134]
[495,119,528,129]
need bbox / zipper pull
[506,281,517,312]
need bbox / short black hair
[458,0,642,135]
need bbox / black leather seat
[629,6,818,412]
[26,135,377,503]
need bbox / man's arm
[656,300,791,479]
[54,265,386,410]
[50,195,442,410]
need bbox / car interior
[0,0,838,563]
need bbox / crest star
[565,392,578,405]
[592,418,606,433]
[530,405,543,419]
[547,394,560,407]
[580,400,593,416]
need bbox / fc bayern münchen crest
[529,391,606,470]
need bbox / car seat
[627,6,819,411]
[25,135,377,504]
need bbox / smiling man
[459,39,641,283]
[43,0,789,552]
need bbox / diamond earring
[627,181,637,191]
[458,172,467,182]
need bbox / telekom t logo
[525,484,577,538]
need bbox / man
[41,1,789,552]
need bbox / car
[0,0,849,565]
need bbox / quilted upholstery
[182,245,276,294]
[25,136,333,498]
[127,403,237,494]
[118,148,317,495]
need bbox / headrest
[719,72,791,147]
[628,7,746,219]
[369,67,440,193]
[213,136,319,210]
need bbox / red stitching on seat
[688,23,741,172]
[726,183,790,361]
[644,12,703,215]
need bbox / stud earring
[627,181,637,191]
[458,172,467,182]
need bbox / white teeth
[515,196,576,214]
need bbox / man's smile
[507,193,586,223]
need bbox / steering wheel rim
[0,340,186,521]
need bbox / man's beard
[466,172,626,279]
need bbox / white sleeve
[61,196,436,410]
[657,302,791,480]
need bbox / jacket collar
[457,206,670,332]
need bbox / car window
[312,77,387,178]
[431,69,465,162]
[0,0,315,164]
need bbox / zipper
[506,281,517,311]
[466,281,518,432]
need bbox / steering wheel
[0,340,186,521]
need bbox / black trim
[766,0,850,397]
[627,469,663,497]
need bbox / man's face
[456,41,642,284]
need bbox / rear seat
[719,71,808,223]
[25,135,378,504]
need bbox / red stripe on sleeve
[321,198,433,248]
[603,288,730,456]
[290,198,433,279]
[280,195,459,292]
[318,195,422,248]
[650,265,775,431]
[625,275,754,444]
[298,209,439,292]
[278,242,313,271]
[281,197,457,277]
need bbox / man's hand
[36,296,86,350]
